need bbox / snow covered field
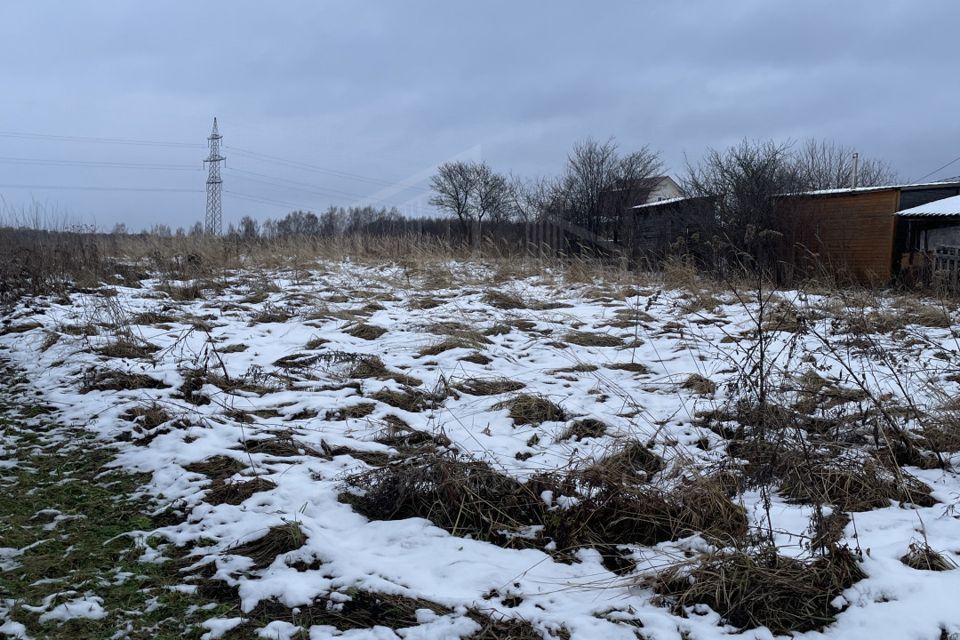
[2,259,960,639]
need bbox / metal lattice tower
[204,117,225,235]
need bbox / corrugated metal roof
[896,194,960,217]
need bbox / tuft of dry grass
[159,281,204,301]
[272,352,322,370]
[482,290,528,309]
[606,362,650,374]
[342,455,542,546]
[0,321,43,335]
[563,331,625,348]
[900,541,956,571]
[460,352,493,365]
[375,415,450,451]
[245,589,452,635]
[229,521,306,569]
[682,373,717,395]
[120,403,170,430]
[370,387,444,413]
[408,296,445,310]
[344,452,747,556]
[250,305,293,324]
[238,434,324,459]
[558,418,607,441]
[345,322,388,340]
[495,394,567,425]
[453,377,525,396]
[131,310,177,325]
[465,612,547,639]
[778,456,936,511]
[184,455,247,481]
[97,340,160,360]
[346,354,422,386]
[325,402,377,421]
[651,547,865,634]
[579,441,663,484]
[418,336,487,357]
[206,477,278,506]
[304,336,328,350]
[80,369,170,393]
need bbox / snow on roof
[785,179,960,198]
[630,195,690,210]
[896,194,960,217]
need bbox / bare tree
[556,138,663,240]
[794,139,898,190]
[508,174,556,223]
[474,163,512,230]
[429,160,511,245]
[429,161,478,242]
[683,139,804,271]
[238,216,259,240]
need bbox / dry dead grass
[80,369,170,393]
[370,387,445,413]
[495,394,567,425]
[325,403,376,421]
[97,340,160,360]
[229,521,306,569]
[250,305,293,324]
[606,362,650,374]
[557,418,607,441]
[206,477,277,506]
[682,373,717,395]
[460,352,493,365]
[238,434,324,459]
[345,354,422,386]
[651,547,864,634]
[184,455,247,481]
[343,452,747,558]
[418,336,488,357]
[563,331,625,348]
[453,377,525,396]
[482,290,528,309]
[245,589,453,636]
[900,541,956,571]
[345,322,388,340]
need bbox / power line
[0,130,203,148]
[224,189,315,209]
[915,153,960,183]
[0,183,202,193]
[224,167,421,206]
[226,144,428,191]
[0,155,201,171]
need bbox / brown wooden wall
[779,189,900,283]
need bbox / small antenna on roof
[852,152,860,189]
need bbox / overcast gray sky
[1,1,959,231]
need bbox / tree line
[116,137,899,269]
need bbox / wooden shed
[624,196,714,266]
[622,180,960,283]
[776,181,960,283]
